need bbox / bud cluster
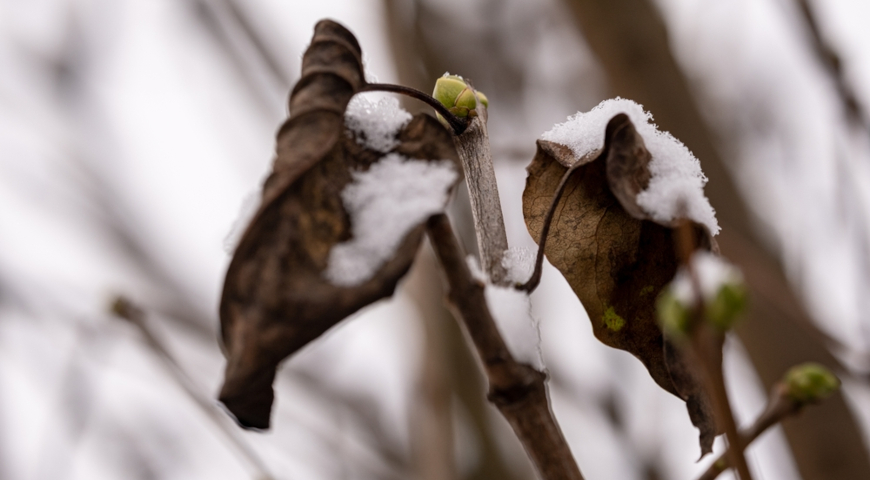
[657,252,747,337]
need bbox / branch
[450,108,511,285]
[426,214,584,480]
[697,385,802,480]
[363,81,509,285]
[675,221,753,480]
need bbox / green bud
[432,74,488,125]
[476,90,489,108]
[705,281,747,331]
[656,287,691,338]
[784,363,840,403]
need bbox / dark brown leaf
[218,20,459,429]
[522,113,721,453]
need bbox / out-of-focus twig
[695,374,841,480]
[697,384,797,480]
[674,220,752,480]
[110,296,274,480]
[426,213,583,480]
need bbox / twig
[697,384,802,480]
[449,106,511,285]
[110,297,274,480]
[362,81,509,284]
[426,214,584,480]
[519,162,583,292]
[675,221,753,480]
[360,83,468,135]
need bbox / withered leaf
[218,20,459,429]
[522,113,721,454]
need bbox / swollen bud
[784,363,840,404]
[432,74,488,126]
[705,281,747,330]
[656,252,747,336]
[657,288,691,338]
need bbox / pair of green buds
[656,256,748,338]
[657,281,748,337]
[432,74,488,126]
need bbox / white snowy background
[1,0,869,479]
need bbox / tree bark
[427,214,584,480]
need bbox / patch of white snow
[486,285,544,370]
[325,153,457,286]
[541,98,720,235]
[345,95,412,153]
[501,246,535,284]
[468,249,544,369]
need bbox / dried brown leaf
[218,20,459,429]
[522,113,721,453]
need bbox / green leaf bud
[476,90,489,108]
[705,281,747,331]
[784,363,840,404]
[432,74,488,126]
[660,252,747,333]
[657,287,691,338]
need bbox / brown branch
[675,221,753,480]
[426,214,584,480]
[450,107,511,285]
[697,384,803,480]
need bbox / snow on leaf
[345,95,412,153]
[325,154,457,286]
[542,98,719,235]
[524,113,721,455]
[218,20,459,430]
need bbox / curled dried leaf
[218,20,459,429]
[522,113,721,453]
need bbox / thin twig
[426,214,584,480]
[519,162,583,292]
[362,83,509,283]
[361,83,468,134]
[675,221,754,480]
[697,384,802,480]
[110,297,274,480]
[450,106,511,285]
